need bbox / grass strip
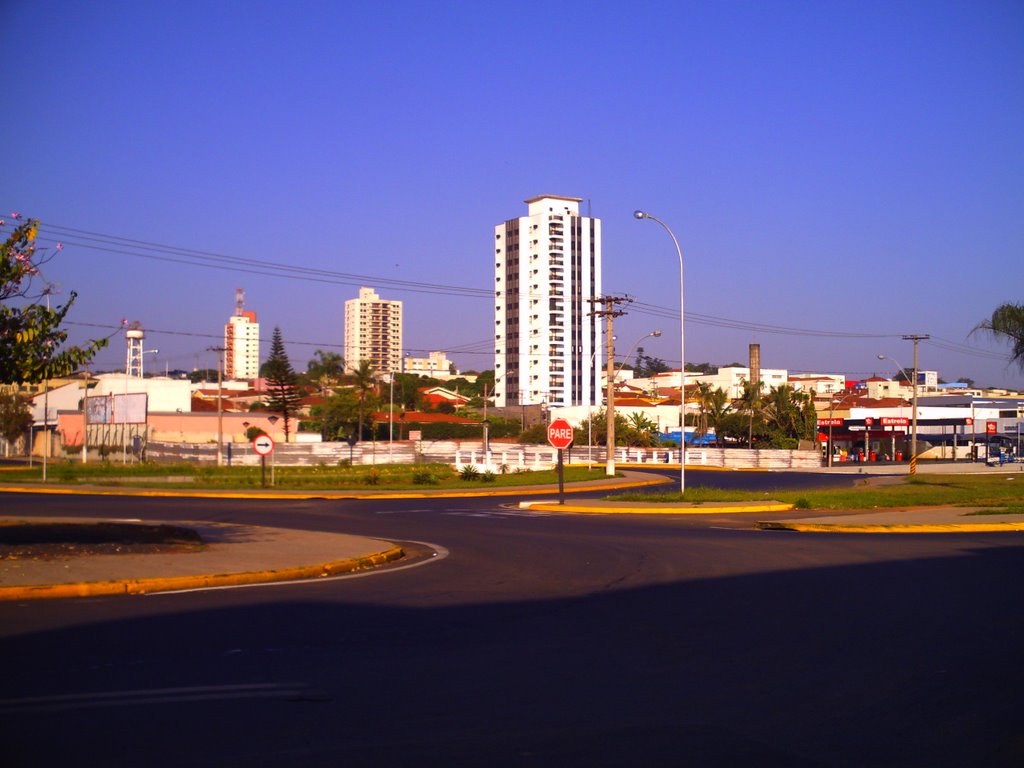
[0,462,606,491]
[606,473,1024,512]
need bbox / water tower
[125,321,146,377]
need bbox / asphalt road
[2,472,1023,767]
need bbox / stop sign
[547,418,574,449]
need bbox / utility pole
[903,334,930,475]
[208,346,226,466]
[589,296,630,477]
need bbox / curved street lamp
[634,210,685,493]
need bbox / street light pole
[903,334,929,475]
[827,398,841,468]
[635,210,685,493]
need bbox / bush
[412,470,439,485]
[460,464,480,481]
[481,470,496,483]
[363,470,381,486]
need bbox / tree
[761,385,816,445]
[304,349,344,394]
[692,382,733,442]
[0,391,32,450]
[189,368,219,383]
[737,379,762,449]
[1,217,107,383]
[351,360,379,440]
[974,303,1024,371]
[625,412,659,446]
[634,348,670,377]
[263,326,301,442]
[307,389,359,441]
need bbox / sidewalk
[0,518,402,601]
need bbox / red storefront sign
[879,417,909,426]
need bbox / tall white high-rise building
[224,289,260,380]
[494,195,602,409]
[345,286,403,373]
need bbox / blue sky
[3,0,1022,387]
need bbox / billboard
[86,393,149,424]
[86,395,112,424]
[113,393,149,424]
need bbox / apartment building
[493,195,602,409]
[345,286,403,374]
[224,296,260,380]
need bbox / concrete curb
[521,501,795,515]
[0,545,404,602]
[757,520,1024,534]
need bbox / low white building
[93,374,192,413]
[688,367,788,399]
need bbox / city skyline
[2,1,1022,388]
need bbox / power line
[15,218,1018,368]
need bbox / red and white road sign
[547,418,574,450]
[986,421,998,435]
[252,433,275,456]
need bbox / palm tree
[306,349,344,395]
[625,412,659,446]
[974,303,1024,371]
[351,360,378,440]
[761,385,816,442]
[737,379,762,448]
[703,387,731,446]
[694,382,712,439]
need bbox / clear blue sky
[3,0,1022,387]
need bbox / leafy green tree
[189,368,219,383]
[1,218,107,383]
[974,303,1024,371]
[263,326,301,442]
[634,348,670,377]
[574,410,639,447]
[686,362,718,375]
[0,391,32,449]
[308,389,359,440]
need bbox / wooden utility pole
[589,296,630,477]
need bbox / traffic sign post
[252,434,275,487]
[547,419,574,505]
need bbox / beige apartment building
[344,286,403,374]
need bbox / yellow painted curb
[524,502,795,515]
[0,545,404,602]
[0,476,666,501]
[757,521,1024,534]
